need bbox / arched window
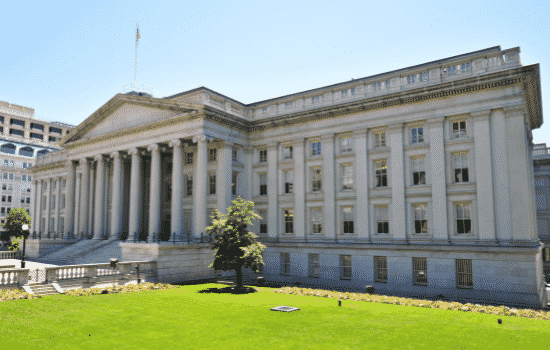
[0,143,16,155]
[19,146,34,157]
[37,149,49,157]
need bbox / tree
[2,208,31,251]
[206,197,267,289]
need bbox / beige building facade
[30,46,547,308]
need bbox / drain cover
[271,306,300,312]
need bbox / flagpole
[134,24,141,88]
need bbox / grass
[0,283,548,349]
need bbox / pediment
[63,94,200,145]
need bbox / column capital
[78,157,89,166]
[192,134,213,144]
[221,140,234,148]
[93,154,104,162]
[128,147,140,156]
[503,106,525,119]
[168,139,182,148]
[427,116,446,126]
[147,144,160,153]
[110,151,121,159]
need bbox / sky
[1,0,549,144]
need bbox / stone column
[389,123,406,242]
[79,158,90,237]
[148,144,162,241]
[354,129,369,240]
[505,107,538,241]
[293,138,306,239]
[267,142,279,238]
[64,160,76,238]
[321,134,336,239]
[217,141,233,214]
[45,178,52,237]
[128,148,142,241]
[169,140,184,237]
[73,171,81,238]
[491,108,513,242]
[93,155,105,239]
[88,162,95,234]
[34,180,42,234]
[110,151,123,238]
[473,110,496,243]
[54,176,62,236]
[428,117,449,244]
[193,135,209,237]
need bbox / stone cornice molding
[94,155,104,162]
[321,133,334,141]
[387,123,404,132]
[427,116,446,126]
[503,105,525,119]
[471,110,491,122]
[292,137,305,146]
[221,140,234,148]
[147,144,160,153]
[192,134,213,144]
[352,129,368,138]
[267,142,278,149]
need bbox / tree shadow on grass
[198,286,258,295]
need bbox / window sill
[369,147,390,155]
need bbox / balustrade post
[44,268,57,284]
[17,268,29,287]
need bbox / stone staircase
[37,240,106,265]
[23,283,63,296]
[73,239,123,265]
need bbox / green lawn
[0,283,548,349]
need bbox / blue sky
[1,0,549,144]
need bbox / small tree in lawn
[2,208,31,251]
[206,196,266,289]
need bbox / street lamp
[21,224,28,269]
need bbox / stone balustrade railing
[533,147,550,159]
[46,261,157,284]
[0,251,21,260]
[0,268,29,287]
[35,150,66,166]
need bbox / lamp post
[21,224,28,269]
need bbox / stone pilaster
[110,151,123,238]
[267,142,279,238]
[169,140,184,237]
[217,141,233,214]
[193,135,209,237]
[473,110,496,243]
[34,180,42,234]
[243,147,253,201]
[93,155,105,239]
[54,176,62,236]
[293,138,305,239]
[321,134,336,239]
[64,160,76,238]
[128,148,142,241]
[353,129,369,240]
[389,123,406,242]
[148,144,162,241]
[428,117,449,244]
[45,178,52,236]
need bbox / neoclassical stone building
[30,46,547,308]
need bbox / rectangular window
[232,172,238,195]
[311,141,321,156]
[209,173,216,195]
[456,259,473,289]
[21,175,26,182]
[59,217,64,234]
[208,148,217,162]
[280,253,290,275]
[456,203,472,234]
[10,119,25,127]
[374,80,390,91]
[1,184,5,190]
[374,256,388,283]
[284,101,293,110]
[452,121,467,138]
[454,153,469,183]
[9,129,24,137]
[51,195,55,209]
[342,206,354,234]
[0,207,4,214]
[414,204,428,234]
[411,127,424,144]
[49,127,62,134]
[30,133,43,140]
[183,210,193,235]
[186,175,193,196]
[27,175,31,182]
[21,197,24,204]
[232,149,238,162]
[284,171,293,194]
[1,195,5,202]
[49,136,57,142]
[7,196,11,203]
[413,257,428,286]
[284,209,294,234]
[259,149,267,163]
[340,137,352,153]
[283,146,293,160]
[376,206,389,234]
[340,255,352,280]
[262,107,267,115]
[259,174,267,196]
[312,168,322,192]
[374,132,386,148]
[9,173,13,180]
[185,152,193,165]
[412,157,426,185]
[543,247,550,263]
[258,210,267,235]
[311,96,320,105]
[311,208,323,234]
[309,253,320,278]
[30,123,44,131]
[375,160,387,187]
[341,164,353,190]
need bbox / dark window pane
[415,221,421,234]
[413,173,419,185]
[457,220,464,234]
[383,222,389,233]
[460,121,466,130]
[464,220,471,234]
[463,169,469,182]
[455,169,462,182]
[382,177,387,187]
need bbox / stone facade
[30,46,547,308]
